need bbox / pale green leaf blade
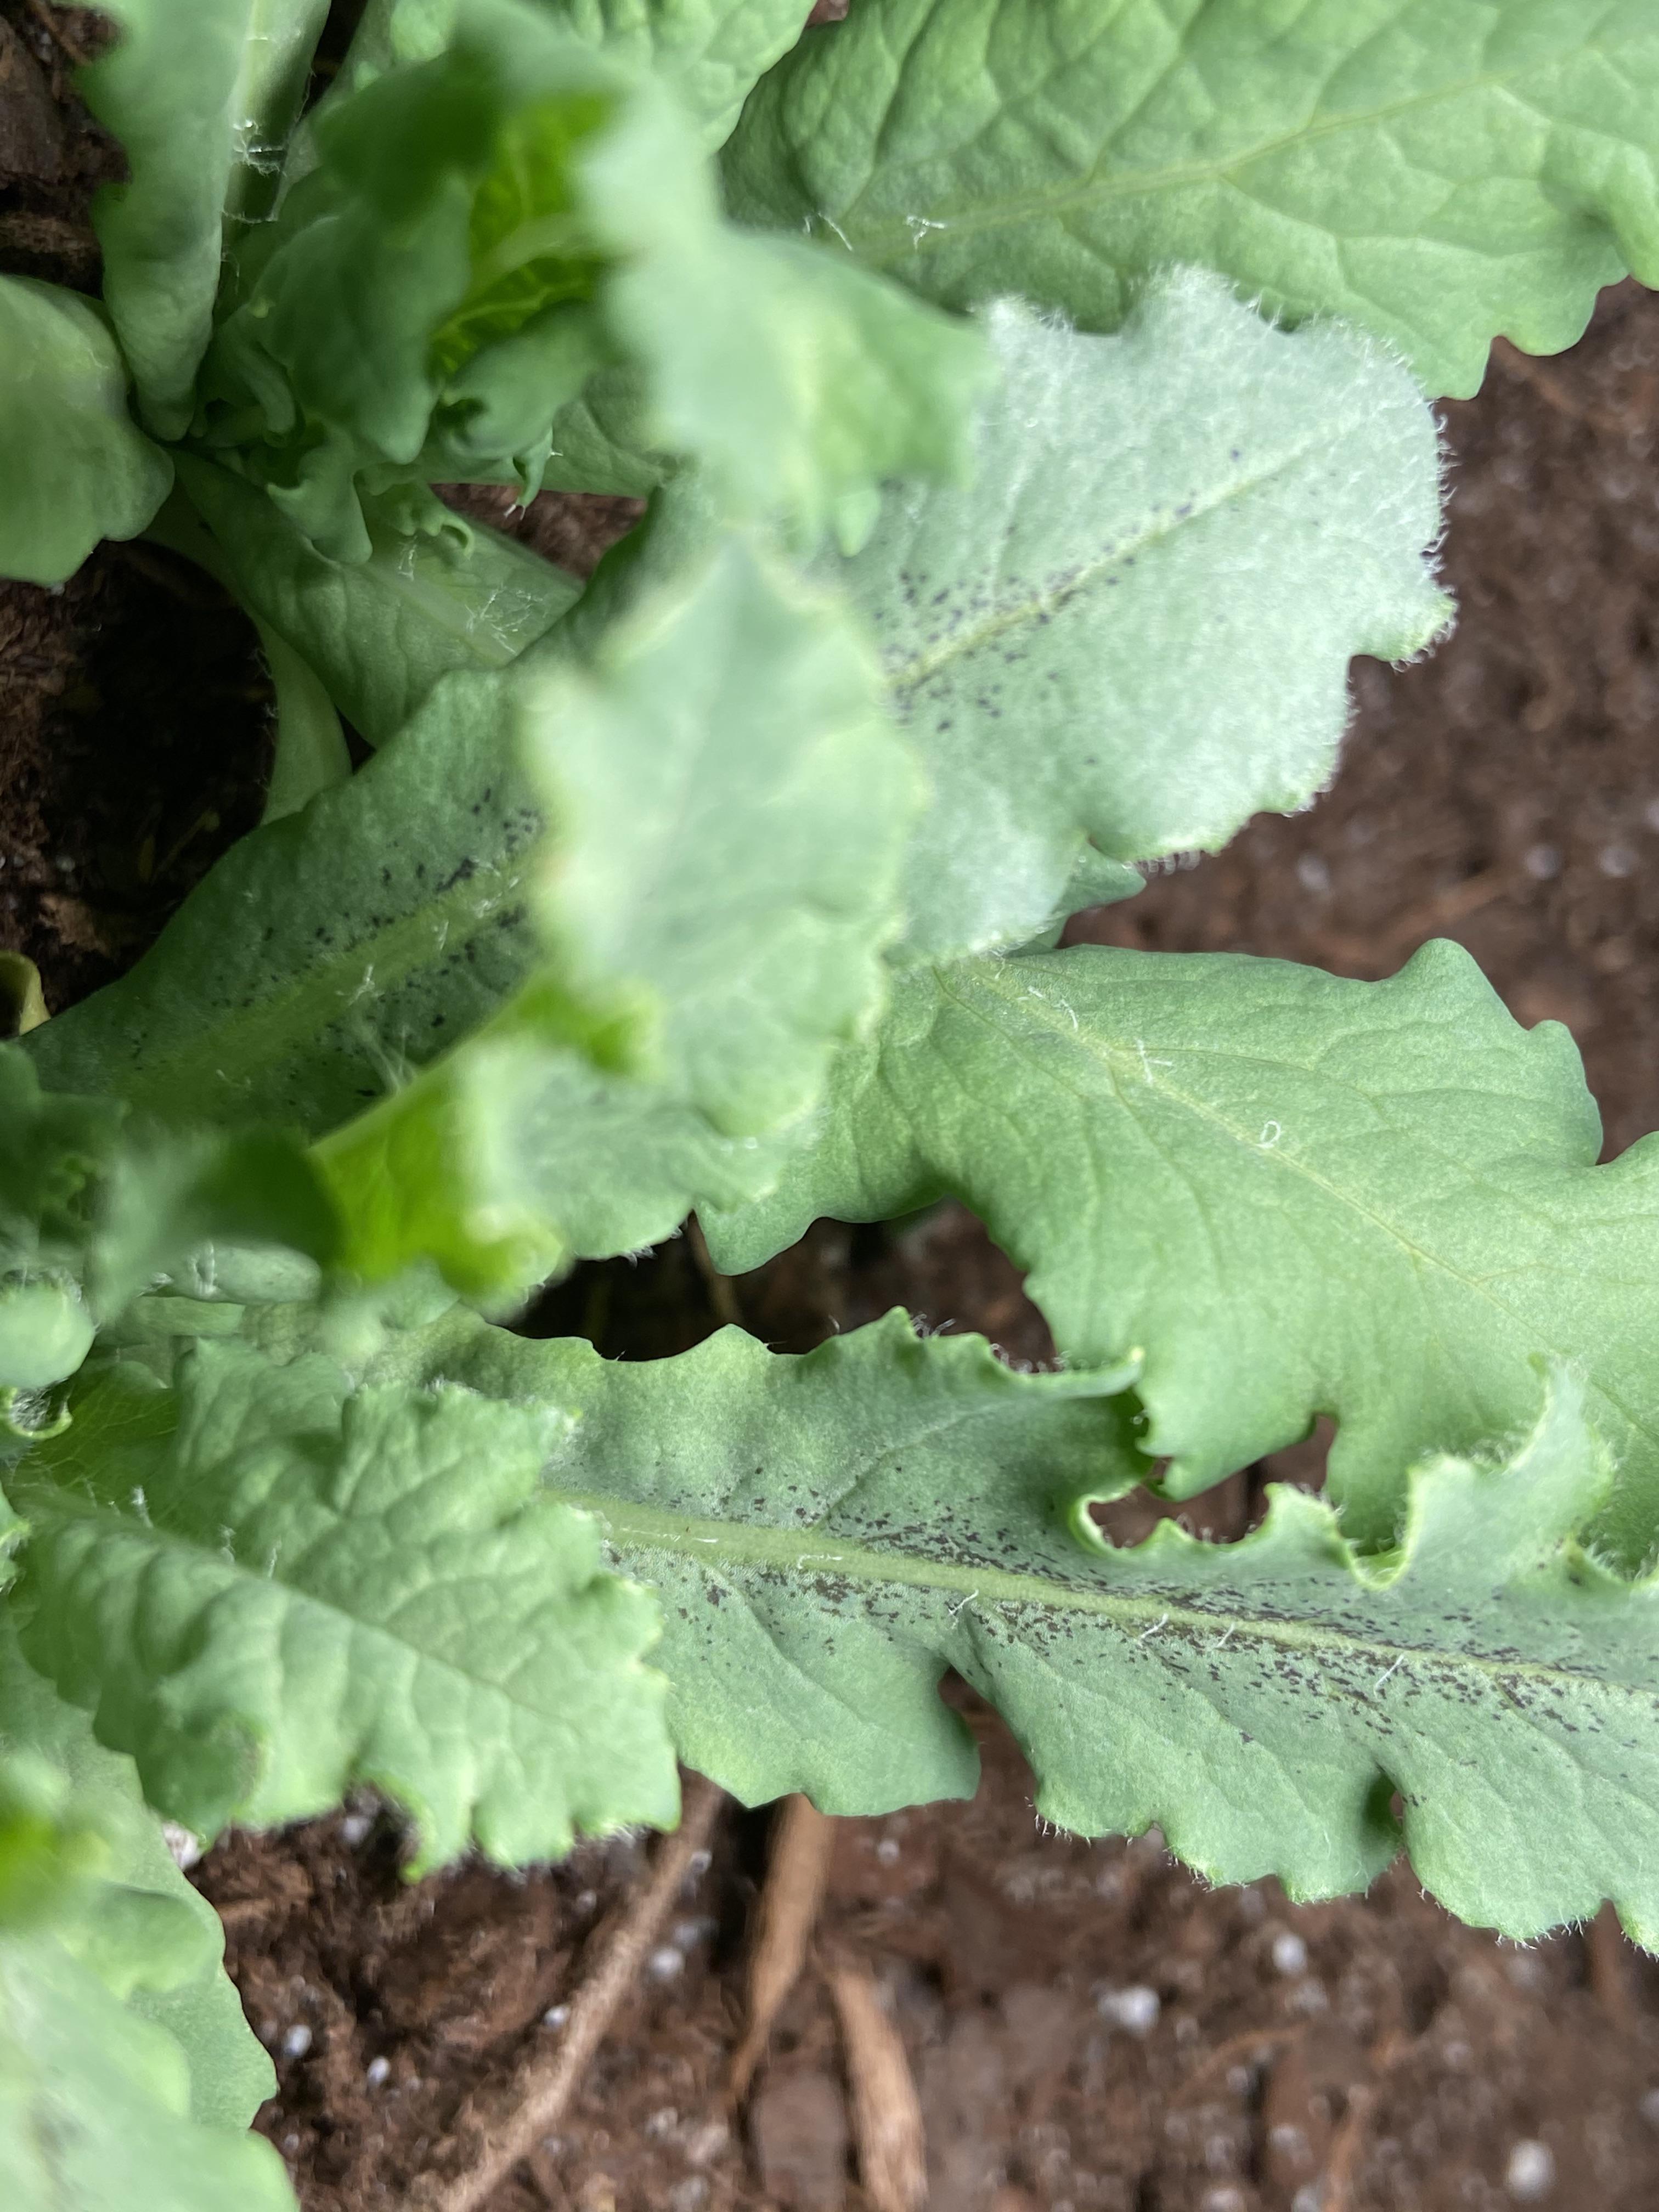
[584,92,989,540]
[0,1045,336,1402]
[17,676,551,1138]
[527,534,916,1133]
[0,1627,274,2130]
[210,8,983,555]
[542,0,817,148]
[315,533,919,1286]
[173,459,582,747]
[820,273,1447,960]
[81,1,331,433]
[433,1310,1138,1815]
[0,279,172,587]
[383,1309,1659,1940]
[723,0,1659,399]
[337,0,817,149]
[0,1931,295,2211]
[706,941,1659,1565]
[255,624,352,824]
[12,1342,677,1871]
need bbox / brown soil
[5,9,1659,2209]
[199,1694,1659,2212]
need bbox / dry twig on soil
[730,1792,836,2099]
[827,1955,929,2212]
[1322,2081,1379,2212]
[405,1774,726,2212]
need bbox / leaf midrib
[117,850,530,1122]
[879,432,1329,707]
[837,50,1572,274]
[564,1489,1645,1706]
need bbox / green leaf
[816,273,1448,960]
[18,681,551,1138]
[706,940,1659,1567]
[582,89,989,544]
[536,363,664,496]
[25,521,912,1296]
[256,626,352,825]
[205,2,984,554]
[221,1,337,230]
[172,460,582,747]
[423,1307,1139,1812]
[10,1340,677,1872]
[15,635,609,1295]
[0,1056,120,1396]
[365,1307,1659,1940]
[0,1046,336,1398]
[81,1,332,434]
[0,957,49,1043]
[0,279,172,587]
[0,1627,274,2130]
[315,532,918,1287]
[199,7,625,552]
[337,0,817,149]
[0,1931,295,2210]
[723,0,1659,400]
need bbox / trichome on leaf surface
[3,0,1659,2193]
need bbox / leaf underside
[819,273,1448,960]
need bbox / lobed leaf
[0,279,172,588]
[706,941,1659,1566]
[815,274,1447,959]
[723,0,1659,399]
[8,1341,677,1871]
[358,1304,1659,1942]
